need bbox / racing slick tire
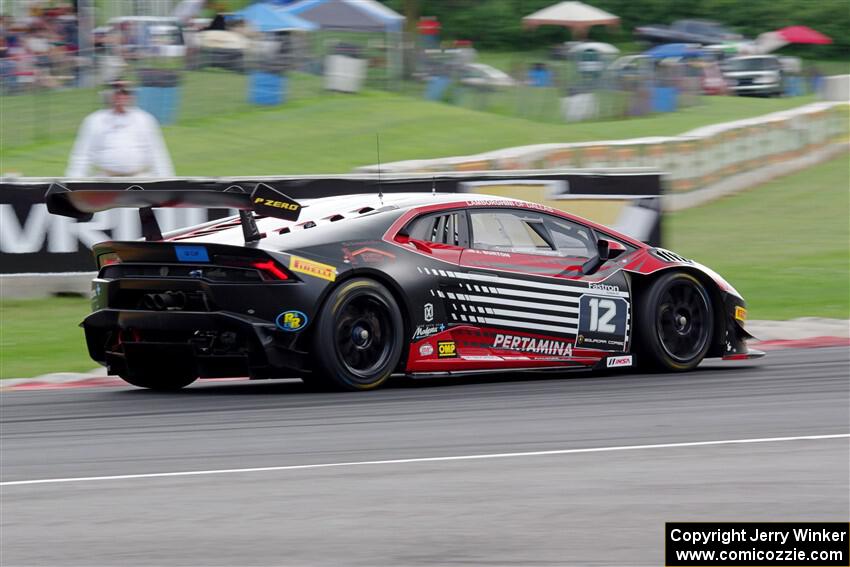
[310,278,404,391]
[119,372,198,391]
[636,271,713,372]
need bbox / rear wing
[45,182,301,243]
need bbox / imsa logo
[437,340,457,358]
[606,355,632,368]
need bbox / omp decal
[289,256,336,281]
[174,245,209,263]
[419,343,434,357]
[493,334,573,357]
[437,341,457,358]
[735,306,747,322]
[276,310,308,332]
[606,355,633,368]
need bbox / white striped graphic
[423,267,629,298]
[477,317,576,335]
[489,308,578,326]
[493,286,584,305]
[460,294,580,315]
[420,265,632,340]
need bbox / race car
[46,183,763,391]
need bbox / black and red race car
[46,183,762,391]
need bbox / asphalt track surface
[1,347,848,566]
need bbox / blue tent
[235,2,318,32]
[644,43,704,59]
[280,0,404,32]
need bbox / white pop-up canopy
[522,1,619,38]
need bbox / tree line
[386,0,849,60]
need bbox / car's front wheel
[636,271,714,371]
[310,278,404,391]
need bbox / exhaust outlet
[143,291,187,311]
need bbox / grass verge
[2,72,816,177]
[666,152,849,321]
[0,296,94,379]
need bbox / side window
[544,217,595,259]
[470,210,555,255]
[469,209,595,259]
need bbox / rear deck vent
[328,214,344,222]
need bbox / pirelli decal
[289,256,337,282]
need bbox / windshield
[727,58,779,72]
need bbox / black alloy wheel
[637,271,714,371]
[311,278,404,391]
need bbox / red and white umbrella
[754,25,832,54]
[775,25,833,45]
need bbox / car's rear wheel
[310,278,404,391]
[119,372,197,391]
[637,272,713,371]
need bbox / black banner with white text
[0,171,662,274]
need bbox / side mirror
[602,239,628,260]
[582,238,609,275]
[597,239,610,262]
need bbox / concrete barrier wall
[357,102,849,198]
[820,75,850,102]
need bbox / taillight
[98,252,121,268]
[215,256,290,281]
[251,260,289,281]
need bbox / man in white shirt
[66,80,175,178]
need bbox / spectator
[528,62,552,87]
[417,16,441,49]
[66,80,174,177]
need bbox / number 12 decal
[578,294,628,350]
[587,297,617,333]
